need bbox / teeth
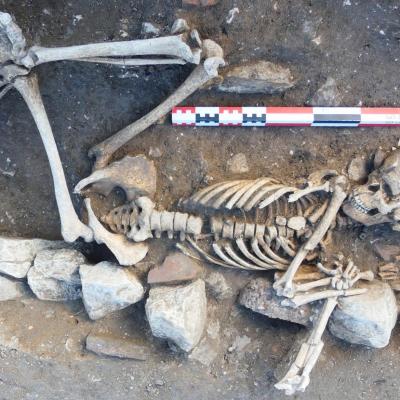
[350,195,371,214]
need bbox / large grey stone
[0,276,26,301]
[0,237,64,278]
[86,334,148,360]
[218,61,295,94]
[27,248,85,301]
[239,278,315,326]
[146,279,207,352]
[80,262,144,320]
[329,281,397,348]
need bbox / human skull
[342,149,400,226]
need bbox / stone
[148,253,203,285]
[311,77,342,106]
[374,148,386,169]
[189,319,220,366]
[0,276,26,301]
[0,236,64,278]
[239,278,314,326]
[171,18,190,35]
[183,0,219,6]
[86,334,148,360]
[148,146,162,158]
[373,242,400,262]
[347,156,369,183]
[80,262,144,320]
[329,281,397,348]
[145,279,207,352]
[27,248,85,301]
[141,22,160,36]
[227,153,249,174]
[218,61,295,94]
[205,272,233,300]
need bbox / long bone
[274,178,348,297]
[12,73,93,243]
[89,41,225,169]
[21,35,200,68]
[275,296,338,395]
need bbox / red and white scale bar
[172,107,400,127]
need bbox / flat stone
[218,61,295,94]
[0,237,64,278]
[205,272,233,300]
[171,18,190,34]
[0,276,26,301]
[347,156,370,183]
[27,248,85,301]
[373,242,400,262]
[148,253,203,285]
[311,77,342,106]
[329,281,397,348]
[189,320,220,366]
[239,278,314,326]
[227,153,249,174]
[145,279,207,352]
[86,334,148,360]
[80,261,144,320]
[183,0,219,6]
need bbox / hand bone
[12,73,93,243]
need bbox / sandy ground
[1,0,400,399]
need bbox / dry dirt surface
[1,1,400,399]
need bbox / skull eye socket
[368,183,380,193]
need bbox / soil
[1,0,400,399]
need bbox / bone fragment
[21,35,200,68]
[85,198,148,266]
[89,41,225,169]
[274,180,348,297]
[13,74,93,243]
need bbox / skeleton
[74,147,400,394]
[0,11,224,242]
